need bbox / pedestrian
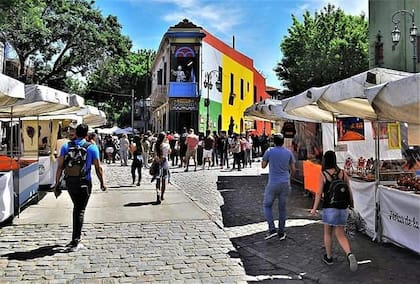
[184,128,199,172]
[141,134,150,168]
[261,133,295,241]
[154,132,171,203]
[130,135,143,186]
[179,127,188,168]
[53,123,107,252]
[104,135,115,164]
[170,133,180,166]
[230,134,241,171]
[211,130,219,167]
[218,130,229,169]
[119,134,130,166]
[203,130,214,170]
[310,150,358,272]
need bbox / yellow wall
[221,56,254,133]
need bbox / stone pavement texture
[0,159,419,283]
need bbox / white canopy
[77,105,106,128]
[97,126,121,135]
[0,73,25,106]
[317,68,411,120]
[366,73,420,125]
[40,94,85,116]
[283,86,335,122]
[0,84,70,118]
[244,98,317,122]
[283,68,412,122]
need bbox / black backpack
[323,169,351,208]
[63,141,91,182]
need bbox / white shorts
[203,149,213,159]
[105,147,114,154]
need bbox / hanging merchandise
[281,121,296,138]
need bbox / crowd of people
[51,124,359,271]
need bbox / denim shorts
[322,208,348,226]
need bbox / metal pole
[413,12,417,73]
[131,89,134,134]
[206,73,210,133]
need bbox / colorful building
[149,19,271,135]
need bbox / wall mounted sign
[170,98,198,111]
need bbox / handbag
[149,159,160,176]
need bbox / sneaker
[322,254,333,265]
[68,242,84,252]
[347,253,358,272]
[278,232,287,241]
[264,231,278,240]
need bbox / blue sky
[94,0,368,88]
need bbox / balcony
[168,82,198,98]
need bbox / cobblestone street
[1,160,420,283]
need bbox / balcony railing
[168,82,198,98]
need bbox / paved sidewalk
[0,162,247,283]
[1,159,419,283]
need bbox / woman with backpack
[310,150,358,272]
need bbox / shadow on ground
[217,175,420,283]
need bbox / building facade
[369,0,420,73]
[149,19,271,135]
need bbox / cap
[174,133,180,139]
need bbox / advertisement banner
[379,185,420,253]
[351,180,376,238]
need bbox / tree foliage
[274,4,368,96]
[84,49,156,126]
[0,0,131,89]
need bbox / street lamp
[391,9,418,72]
[203,70,221,133]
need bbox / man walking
[54,123,107,252]
[261,133,295,240]
[184,128,199,172]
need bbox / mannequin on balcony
[171,65,186,82]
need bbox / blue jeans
[263,182,291,234]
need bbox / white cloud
[295,0,368,16]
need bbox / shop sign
[170,98,197,111]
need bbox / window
[240,79,244,100]
[253,86,257,103]
[229,73,235,105]
[157,69,163,85]
[247,82,250,92]
[163,62,167,85]
[218,66,223,90]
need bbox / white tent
[40,94,85,116]
[366,72,420,125]
[283,86,335,122]
[0,73,25,106]
[244,98,317,122]
[283,68,412,122]
[0,84,70,118]
[77,105,106,128]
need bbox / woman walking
[310,150,358,272]
[154,132,171,204]
[130,135,143,186]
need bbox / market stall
[0,84,71,214]
[0,73,25,222]
[282,69,419,253]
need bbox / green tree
[275,4,368,96]
[0,0,131,89]
[85,49,156,126]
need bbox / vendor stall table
[378,185,420,254]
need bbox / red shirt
[186,134,199,149]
